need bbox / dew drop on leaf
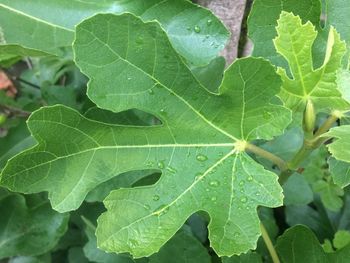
[153,195,160,201]
[247,176,253,182]
[207,19,212,26]
[209,180,220,187]
[263,110,271,120]
[129,239,139,248]
[196,154,208,162]
[239,180,245,186]
[148,89,154,95]
[194,173,202,181]
[157,161,165,169]
[211,196,217,202]
[194,25,201,33]
[136,37,143,44]
[166,166,177,174]
[240,197,248,203]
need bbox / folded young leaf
[274,12,349,113]
[0,0,229,65]
[276,225,350,263]
[0,193,69,259]
[0,13,291,257]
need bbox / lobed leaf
[0,13,292,257]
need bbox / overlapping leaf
[276,225,350,263]
[324,126,350,163]
[0,0,229,65]
[274,12,349,112]
[0,193,69,259]
[0,13,291,257]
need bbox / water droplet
[166,166,177,174]
[148,89,154,95]
[127,77,132,81]
[146,161,154,167]
[240,197,248,203]
[263,110,271,120]
[211,196,217,202]
[247,176,253,182]
[206,188,210,192]
[153,195,160,201]
[157,161,165,169]
[136,37,143,45]
[239,180,245,186]
[209,180,220,187]
[186,26,191,31]
[143,204,150,210]
[160,109,166,115]
[194,25,201,33]
[196,154,208,162]
[205,34,210,39]
[129,238,139,248]
[255,193,260,197]
[195,173,202,181]
[207,19,213,26]
[234,232,240,238]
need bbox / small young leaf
[274,12,348,113]
[248,0,321,68]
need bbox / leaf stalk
[260,222,280,263]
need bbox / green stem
[245,143,288,172]
[280,113,339,184]
[260,222,280,263]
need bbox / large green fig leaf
[274,12,349,113]
[0,13,291,257]
[0,193,69,259]
[0,0,229,65]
